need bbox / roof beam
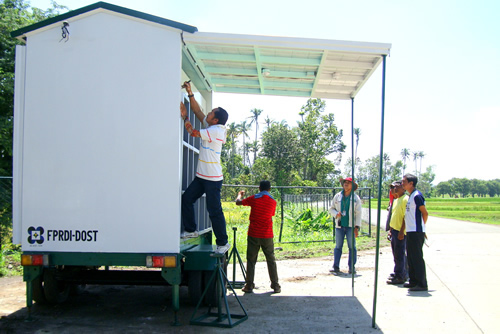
[205,67,258,76]
[254,47,265,94]
[215,86,311,97]
[323,60,375,70]
[195,51,321,66]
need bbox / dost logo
[28,226,45,245]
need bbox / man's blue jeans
[390,229,407,280]
[182,177,228,246]
[333,226,357,270]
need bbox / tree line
[435,178,500,198]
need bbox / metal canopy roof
[182,32,391,100]
[10,1,391,101]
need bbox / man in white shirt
[402,173,429,292]
[180,81,230,254]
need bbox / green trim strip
[11,1,197,38]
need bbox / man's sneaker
[348,268,356,274]
[329,267,340,274]
[241,283,254,293]
[271,283,281,293]
[215,243,231,254]
[403,282,417,288]
[408,285,428,292]
[180,231,198,239]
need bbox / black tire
[43,269,70,304]
[69,284,86,296]
[187,270,203,306]
[32,275,47,304]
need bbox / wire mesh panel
[222,185,374,244]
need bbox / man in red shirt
[235,181,280,293]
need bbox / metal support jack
[190,252,248,328]
[228,227,246,289]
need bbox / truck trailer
[11,1,391,321]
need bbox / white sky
[28,0,500,184]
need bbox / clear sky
[27,0,500,184]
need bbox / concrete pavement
[363,210,500,333]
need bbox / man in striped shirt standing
[402,173,429,292]
[236,181,281,293]
[180,81,230,254]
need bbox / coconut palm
[401,148,410,177]
[248,108,263,163]
[418,151,425,176]
[239,120,251,166]
[226,122,241,177]
[354,128,361,160]
[264,115,275,128]
[412,151,419,175]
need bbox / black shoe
[408,286,428,292]
[348,269,356,274]
[386,278,405,285]
[403,282,417,288]
[329,267,340,274]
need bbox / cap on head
[340,177,358,191]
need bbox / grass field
[223,202,389,263]
[372,196,500,225]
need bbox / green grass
[370,196,500,225]
[224,202,389,262]
[0,245,22,277]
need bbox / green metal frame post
[372,54,387,329]
[350,97,356,295]
[228,227,246,288]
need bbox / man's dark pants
[390,228,407,280]
[406,232,427,288]
[182,177,228,246]
[246,235,279,286]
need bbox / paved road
[365,209,500,333]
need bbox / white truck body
[13,10,189,254]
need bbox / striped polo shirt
[196,118,226,181]
[240,194,277,239]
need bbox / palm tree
[248,108,263,163]
[412,151,419,175]
[239,120,251,166]
[418,151,425,176]
[383,153,391,182]
[226,122,241,177]
[354,128,361,160]
[401,148,410,177]
[264,115,274,128]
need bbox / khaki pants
[246,235,279,285]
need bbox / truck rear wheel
[32,276,47,304]
[203,255,228,306]
[187,270,203,305]
[43,269,70,304]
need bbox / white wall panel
[20,12,182,253]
